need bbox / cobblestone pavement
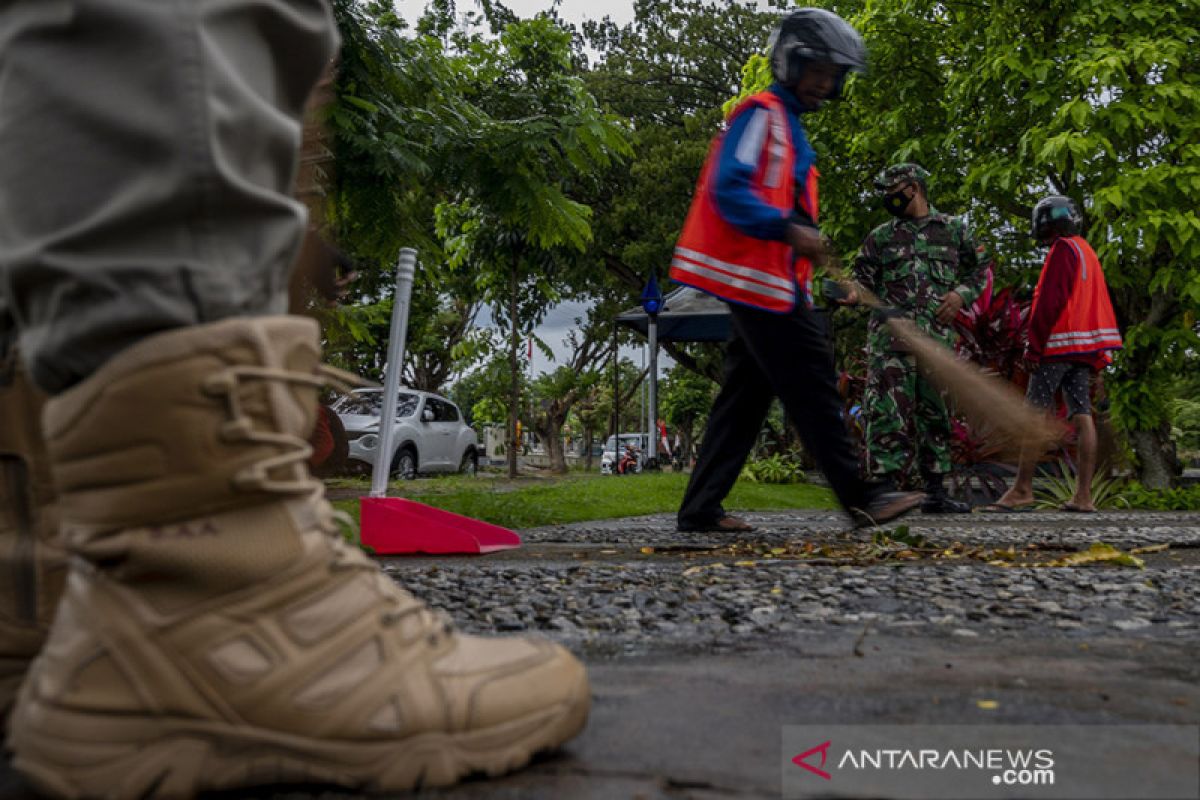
[2,509,1197,798]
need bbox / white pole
[641,343,648,460]
[369,248,418,498]
[648,314,658,466]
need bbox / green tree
[323,1,490,390]
[568,386,609,471]
[323,3,630,438]
[435,16,632,478]
[658,363,716,465]
[526,300,625,473]
[581,0,779,381]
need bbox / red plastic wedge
[359,497,522,555]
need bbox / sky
[474,297,673,381]
[501,0,635,26]
[398,0,636,29]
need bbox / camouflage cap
[873,162,930,191]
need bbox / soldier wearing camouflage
[850,163,987,511]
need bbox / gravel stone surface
[384,510,1200,658]
[522,510,1200,549]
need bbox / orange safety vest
[1032,235,1123,364]
[669,91,819,312]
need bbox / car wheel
[391,447,418,481]
[460,449,478,476]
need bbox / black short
[1026,361,1093,417]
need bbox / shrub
[1122,483,1200,511]
[740,452,807,484]
[1033,471,1131,510]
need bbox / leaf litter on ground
[677,530,1159,571]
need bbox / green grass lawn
[328,471,837,529]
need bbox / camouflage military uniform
[852,187,985,486]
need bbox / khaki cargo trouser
[0,0,338,394]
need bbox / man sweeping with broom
[671,9,925,532]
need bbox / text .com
[994,767,1056,787]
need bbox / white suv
[333,388,479,479]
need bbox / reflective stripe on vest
[1063,237,1087,280]
[1045,328,1122,349]
[671,252,795,305]
[673,247,794,292]
[763,108,790,189]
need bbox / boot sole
[9,667,589,799]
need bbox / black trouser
[677,301,872,526]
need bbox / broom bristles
[885,318,1064,459]
[823,256,1064,459]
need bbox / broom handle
[819,247,893,315]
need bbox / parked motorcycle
[616,443,643,475]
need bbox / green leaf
[343,95,380,114]
[1069,100,1089,128]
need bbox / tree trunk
[1110,289,1181,489]
[546,428,567,474]
[584,429,595,471]
[507,259,519,480]
[679,418,696,469]
[1128,425,1179,489]
[610,331,619,439]
[533,410,570,474]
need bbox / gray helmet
[768,9,867,98]
[1031,195,1082,242]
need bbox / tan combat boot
[7,317,589,799]
[0,354,66,720]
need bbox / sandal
[978,502,1035,513]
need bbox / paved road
[2,509,1198,798]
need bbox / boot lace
[201,363,367,498]
[202,362,454,643]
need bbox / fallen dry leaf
[682,562,727,577]
[1044,542,1144,569]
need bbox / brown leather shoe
[851,491,925,529]
[677,514,755,533]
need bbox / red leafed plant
[952,286,1030,383]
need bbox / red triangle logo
[792,740,832,780]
